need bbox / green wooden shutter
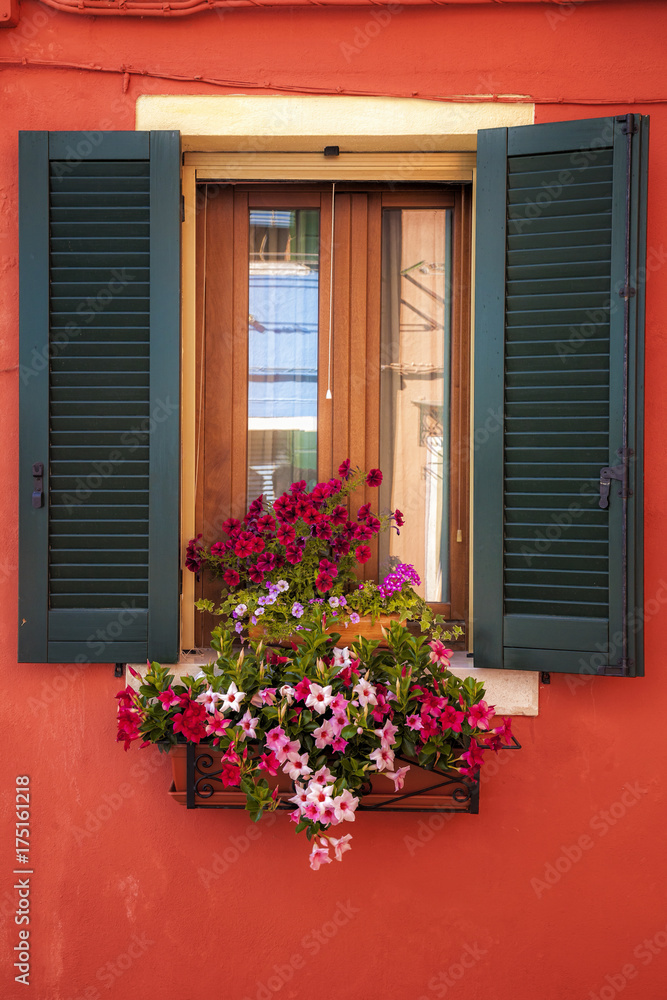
[473,115,647,676]
[19,130,180,664]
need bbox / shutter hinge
[599,448,633,508]
[618,285,636,300]
[114,663,124,678]
[596,659,632,677]
[618,114,638,135]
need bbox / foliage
[187,460,463,643]
[116,622,511,869]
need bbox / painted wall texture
[2,2,667,999]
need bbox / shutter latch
[31,462,44,508]
[599,450,633,509]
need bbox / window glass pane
[247,209,319,502]
[379,208,452,602]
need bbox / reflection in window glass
[247,209,319,502]
[379,209,452,602]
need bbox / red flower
[251,535,265,554]
[319,558,338,578]
[316,571,334,592]
[290,479,307,494]
[302,507,320,526]
[223,569,240,587]
[331,537,350,558]
[366,515,381,534]
[185,534,203,573]
[394,508,405,527]
[293,496,312,518]
[356,545,372,564]
[354,523,373,541]
[327,478,342,493]
[257,514,276,535]
[258,751,280,776]
[331,504,348,526]
[222,517,241,535]
[219,761,242,787]
[366,468,383,487]
[210,541,226,557]
[277,522,296,545]
[172,701,208,743]
[311,482,332,506]
[249,566,265,584]
[285,543,303,565]
[315,520,333,540]
[256,552,276,574]
[294,676,312,701]
[235,533,254,559]
[338,459,351,479]
[247,495,264,518]
[357,503,371,520]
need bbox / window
[18,114,647,676]
[193,183,470,645]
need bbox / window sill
[126,650,539,717]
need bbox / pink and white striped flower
[219,681,246,713]
[196,687,221,713]
[353,677,378,707]
[283,752,313,782]
[237,710,259,740]
[333,789,359,823]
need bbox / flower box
[167,743,479,813]
[248,613,406,648]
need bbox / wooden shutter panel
[473,115,647,676]
[18,130,180,664]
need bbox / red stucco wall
[2,3,667,998]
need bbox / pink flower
[333,789,359,823]
[265,726,290,753]
[238,710,259,740]
[331,736,348,753]
[223,569,240,587]
[428,639,453,667]
[355,544,372,564]
[369,746,395,771]
[305,683,334,714]
[366,468,383,487]
[440,705,465,733]
[460,740,485,774]
[329,834,353,861]
[304,801,322,822]
[313,720,336,749]
[309,842,332,871]
[196,687,221,713]
[353,677,377,707]
[283,752,313,782]
[467,700,495,731]
[205,711,231,739]
[406,713,423,731]
[320,804,338,826]
[382,765,410,791]
[274,738,300,764]
[338,459,351,480]
[258,751,280,776]
[157,686,181,710]
[289,784,309,811]
[287,680,309,708]
[375,719,399,749]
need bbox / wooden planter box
[168,743,479,813]
[248,613,405,647]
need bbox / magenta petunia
[223,569,240,587]
[355,545,372,564]
[366,468,383,487]
[338,458,351,480]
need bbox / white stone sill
[127,650,538,717]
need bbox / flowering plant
[187,461,461,643]
[117,621,512,869]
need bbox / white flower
[305,683,334,714]
[276,579,289,593]
[195,687,221,714]
[279,684,295,705]
[219,681,245,713]
[353,677,378,707]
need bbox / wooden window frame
[191,181,471,644]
